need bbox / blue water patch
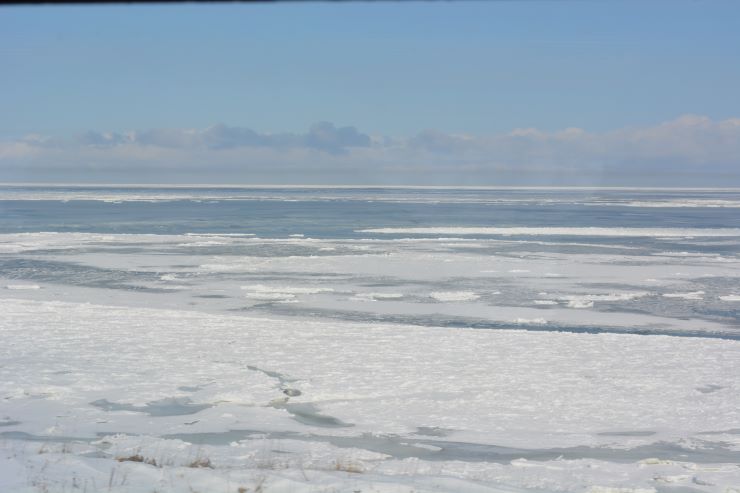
[2,186,740,239]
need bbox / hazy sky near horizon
[2,1,739,185]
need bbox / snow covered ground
[1,297,740,492]
[2,188,740,491]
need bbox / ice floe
[560,292,651,308]
[663,291,706,300]
[358,227,740,237]
[241,284,335,295]
[429,291,480,302]
[513,317,548,325]
[350,292,405,301]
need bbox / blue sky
[1,1,739,185]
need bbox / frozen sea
[1,186,740,492]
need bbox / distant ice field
[3,186,740,238]
[1,187,740,492]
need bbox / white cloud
[72,122,371,155]
[1,115,739,185]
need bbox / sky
[1,0,739,186]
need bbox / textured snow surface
[1,208,740,492]
[2,298,740,492]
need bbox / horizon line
[2,183,740,191]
